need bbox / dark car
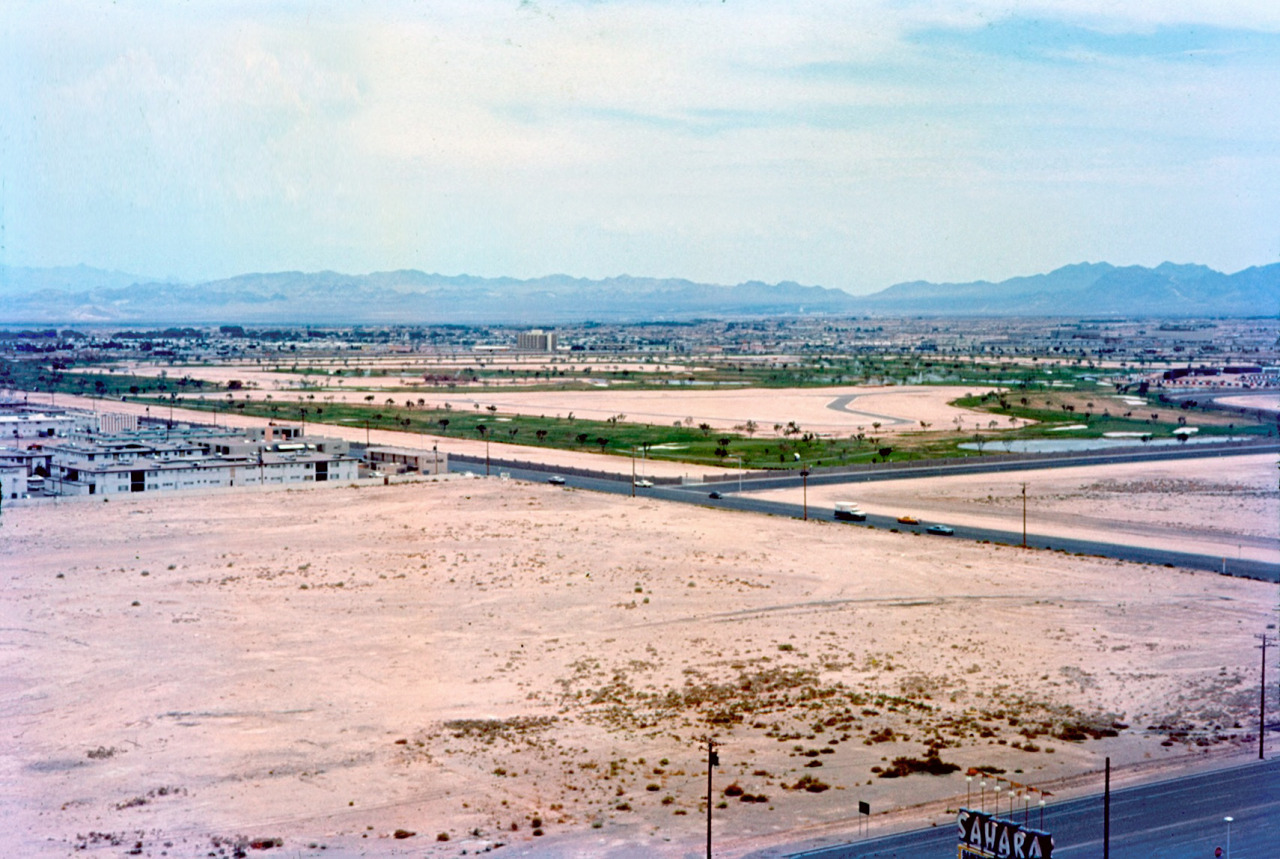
[547,475,567,485]
[925,524,955,536]
[708,491,723,500]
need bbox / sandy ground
[750,454,1280,565]
[83,358,718,393]
[39,395,733,481]
[426,386,999,435]
[54,379,999,435]
[152,385,998,435]
[3,476,1274,858]
[1215,393,1280,412]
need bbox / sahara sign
[957,809,1054,858]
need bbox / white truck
[833,501,866,521]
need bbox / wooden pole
[706,739,717,858]
[1103,756,1110,859]
[1261,634,1272,760]
[1021,482,1027,548]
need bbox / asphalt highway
[778,757,1280,858]
[452,446,1279,582]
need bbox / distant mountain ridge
[860,261,1279,316]
[0,261,1275,324]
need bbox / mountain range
[0,261,1275,325]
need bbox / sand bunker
[3,477,1273,857]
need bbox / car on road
[708,491,723,500]
[634,479,654,488]
[896,515,920,525]
[547,475,567,485]
[925,523,955,536]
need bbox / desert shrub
[788,775,830,793]
[878,755,960,778]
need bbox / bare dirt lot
[3,476,1273,858]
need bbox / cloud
[3,0,1278,287]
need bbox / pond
[958,435,1251,454]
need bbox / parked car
[896,515,920,525]
[547,475,567,485]
[708,491,723,500]
[634,479,654,488]
[926,523,955,536]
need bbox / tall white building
[516,329,558,352]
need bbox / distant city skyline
[4,1,1279,294]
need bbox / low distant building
[365,445,448,475]
[0,411,79,441]
[0,446,54,477]
[7,414,361,498]
[49,450,359,496]
[0,464,28,499]
[516,329,558,352]
[1158,365,1279,389]
[97,412,138,434]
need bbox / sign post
[956,808,1054,859]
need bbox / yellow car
[896,515,920,525]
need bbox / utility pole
[1260,633,1274,760]
[1103,756,1110,859]
[705,738,719,859]
[1021,482,1027,548]
[801,468,810,521]
[631,447,636,498]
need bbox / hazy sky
[4,1,1279,292]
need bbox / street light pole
[1224,815,1233,858]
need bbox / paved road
[452,454,1279,582]
[777,757,1280,858]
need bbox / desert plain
[3,451,1277,858]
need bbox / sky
[3,0,1279,294]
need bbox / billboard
[957,809,1054,859]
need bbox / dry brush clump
[442,716,559,743]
